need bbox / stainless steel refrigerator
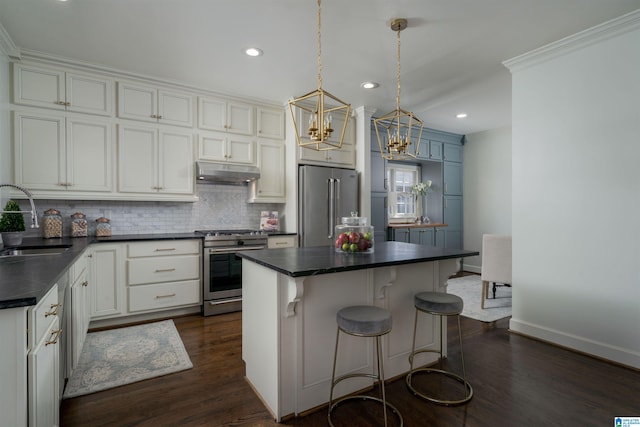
[298,165,359,247]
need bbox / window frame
[386,164,420,220]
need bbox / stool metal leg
[328,327,403,427]
[406,309,473,406]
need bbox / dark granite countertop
[0,233,203,310]
[237,241,479,277]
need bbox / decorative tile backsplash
[17,185,283,237]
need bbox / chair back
[481,234,512,284]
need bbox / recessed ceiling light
[456,113,468,119]
[244,47,263,57]
[361,81,379,89]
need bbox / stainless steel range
[195,229,268,316]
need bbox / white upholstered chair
[480,234,512,309]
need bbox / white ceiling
[1,0,639,135]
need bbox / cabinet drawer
[127,255,200,285]
[128,280,201,312]
[30,284,59,348]
[267,235,297,249]
[127,240,200,257]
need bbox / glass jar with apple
[334,212,374,254]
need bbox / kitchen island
[238,241,478,421]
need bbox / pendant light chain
[317,0,322,89]
[396,27,401,111]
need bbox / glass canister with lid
[334,212,374,253]
[95,217,112,237]
[71,212,88,237]
[42,208,63,238]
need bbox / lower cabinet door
[29,318,60,427]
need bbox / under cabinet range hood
[196,161,260,185]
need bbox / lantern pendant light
[288,0,351,151]
[374,18,423,160]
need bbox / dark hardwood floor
[61,311,640,427]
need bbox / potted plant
[0,200,26,246]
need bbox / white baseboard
[509,317,640,370]
[462,262,481,274]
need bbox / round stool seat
[415,292,463,315]
[336,305,392,336]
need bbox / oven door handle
[208,298,242,306]
[207,246,266,254]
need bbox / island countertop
[237,241,479,277]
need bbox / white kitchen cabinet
[69,252,90,375]
[13,63,113,116]
[257,106,285,139]
[126,240,201,314]
[14,111,114,193]
[28,284,61,427]
[0,284,61,427]
[198,96,254,135]
[198,132,255,165]
[118,81,194,127]
[89,243,125,320]
[118,124,195,196]
[248,140,285,203]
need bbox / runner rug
[63,319,192,398]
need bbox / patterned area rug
[447,275,512,323]
[63,319,193,399]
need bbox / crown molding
[0,22,20,59]
[504,8,640,73]
[18,48,284,108]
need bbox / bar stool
[406,291,473,406]
[328,305,403,427]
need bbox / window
[387,164,419,219]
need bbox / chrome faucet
[0,183,39,228]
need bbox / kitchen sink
[0,245,72,258]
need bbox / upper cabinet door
[65,72,113,116]
[257,107,285,139]
[443,143,463,163]
[66,117,114,192]
[198,97,226,131]
[198,96,254,135]
[158,130,194,194]
[118,82,158,123]
[158,90,194,127]
[118,82,193,127]
[13,64,114,116]
[13,64,66,110]
[226,102,254,135]
[14,111,66,190]
[118,124,158,193]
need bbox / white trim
[504,8,640,73]
[0,22,20,59]
[509,318,640,370]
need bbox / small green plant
[0,200,26,232]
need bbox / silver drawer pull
[154,248,176,252]
[155,293,176,299]
[155,268,176,273]
[45,329,62,346]
[45,303,61,317]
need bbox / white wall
[505,11,640,369]
[462,127,512,272]
[0,30,11,199]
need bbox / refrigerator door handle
[328,178,335,239]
